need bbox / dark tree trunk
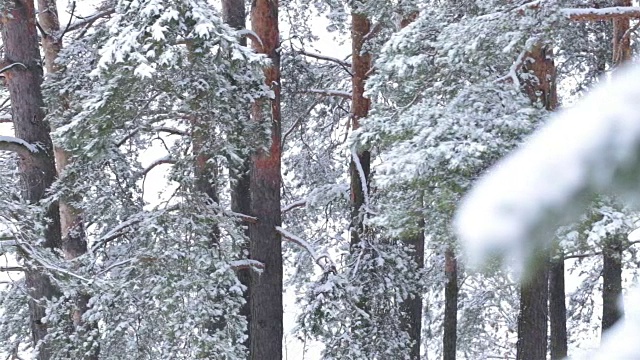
[222,0,252,350]
[443,246,458,360]
[549,255,567,360]
[1,1,62,358]
[400,222,424,360]
[349,11,372,250]
[249,1,283,359]
[602,236,623,331]
[600,0,630,335]
[516,43,557,360]
[516,263,549,360]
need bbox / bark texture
[249,1,283,359]
[516,43,557,360]
[602,235,624,331]
[549,255,567,360]
[400,223,424,360]
[443,247,458,360]
[349,11,372,249]
[222,0,252,350]
[2,1,61,358]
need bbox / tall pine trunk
[349,10,371,250]
[249,1,283,358]
[1,0,62,358]
[443,246,458,360]
[549,253,567,360]
[222,0,252,350]
[601,0,630,334]
[516,43,557,360]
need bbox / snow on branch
[282,199,306,214]
[299,89,352,99]
[230,259,264,273]
[297,50,352,69]
[141,156,176,177]
[562,6,640,21]
[455,64,640,276]
[276,226,336,273]
[0,136,39,157]
[227,211,258,223]
[237,29,264,50]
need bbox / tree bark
[249,1,283,359]
[1,1,62,358]
[516,43,557,360]
[349,11,372,250]
[443,246,458,360]
[549,254,567,360]
[222,0,252,350]
[600,0,630,335]
[400,223,424,360]
[602,235,624,332]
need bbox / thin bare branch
[282,199,306,214]
[276,226,336,273]
[298,89,352,99]
[65,8,115,33]
[141,157,176,177]
[297,50,352,68]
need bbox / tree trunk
[222,0,252,350]
[1,1,62,358]
[443,246,458,360]
[37,1,99,357]
[400,222,424,360]
[349,11,372,249]
[600,0,630,335]
[602,235,623,331]
[249,1,283,359]
[549,255,567,360]
[516,43,557,360]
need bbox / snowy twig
[299,89,352,99]
[65,8,115,33]
[228,211,258,224]
[494,49,528,88]
[230,259,265,272]
[297,50,352,73]
[237,29,264,50]
[281,199,307,214]
[141,156,175,177]
[276,226,336,273]
[0,136,39,158]
[0,117,12,123]
[282,101,320,147]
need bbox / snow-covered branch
[562,7,640,21]
[228,211,258,223]
[495,49,528,88]
[299,89,352,99]
[141,156,176,177]
[0,62,27,75]
[230,259,264,272]
[276,226,336,273]
[65,8,116,33]
[237,29,264,50]
[282,199,306,214]
[297,50,352,69]
[0,136,39,157]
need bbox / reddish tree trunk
[549,255,567,360]
[516,43,557,360]
[349,11,372,249]
[2,1,62,358]
[249,1,283,359]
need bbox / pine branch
[563,7,640,21]
[276,226,336,273]
[298,89,352,99]
[65,8,115,34]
